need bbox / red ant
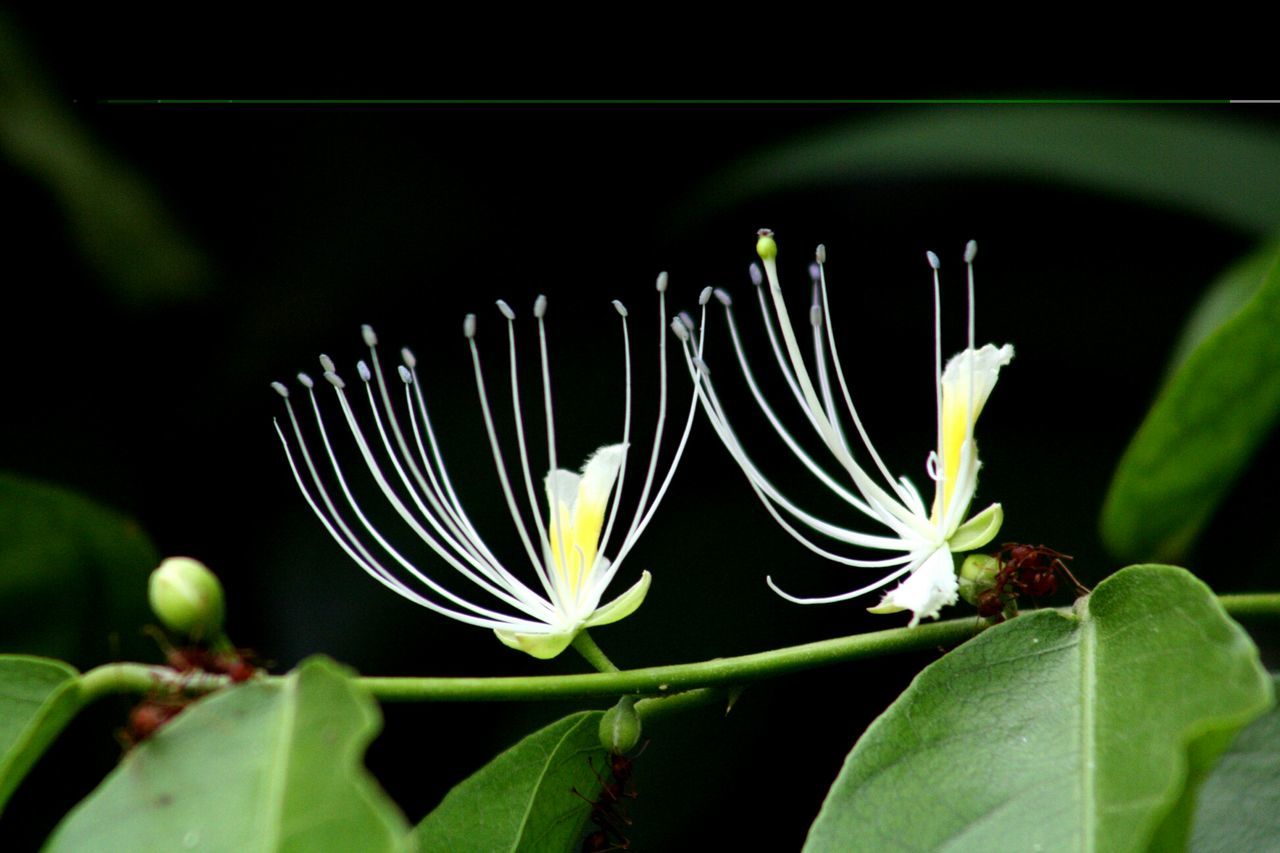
[146,626,261,684]
[165,646,258,683]
[977,543,1090,620]
[118,629,262,750]
[117,694,189,749]
[575,746,645,852]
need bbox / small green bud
[598,696,642,755]
[957,554,1000,607]
[149,557,225,639]
[755,228,777,262]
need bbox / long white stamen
[399,351,524,594]
[809,267,848,450]
[499,305,562,604]
[357,363,512,591]
[618,276,670,552]
[363,329,527,597]
[752,270,825,437]
[594,300,632,570]
[721,297,883,521]
[465,318,559,598]
[609,293,700,575]
[274,416,545,631]
[767,556,921,605]
[535,295,559,474]
[678,332,918,552]
[929,251,944,506]
[815,251,918,508]
[762,241,933,537]
[283,382,549,628]
[965,239,977,448]
[323,376,552,620]
[534,296,574,607]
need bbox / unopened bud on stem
[149,557,226,640]
[598,696,642,755]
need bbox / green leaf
[804,565,1273,853]
[0,656,82,814]
[693,109,1280,236]
[46,656,411,852]
[1191,675,1280,851]
[0,11,209,305]
[416,711,610,853]
[0,472,158,666]
[1101,247,1280,562]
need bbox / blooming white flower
[273,280,696,659]
[675,230,1012,626]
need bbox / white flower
[273,280,695,659]
[675,231,1012,626]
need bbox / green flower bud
[957,554,1000,607]
[598,696,642,755]
[149,557,225,639]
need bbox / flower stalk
[74,591,1280,706]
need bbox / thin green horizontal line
[98,98,1231,106]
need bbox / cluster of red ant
[119,637,259,748]
[976,543,1090,620]
[577,748,642,852]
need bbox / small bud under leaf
[149,557,226,640]
[599,696,642,755]
[957,554,1000,607]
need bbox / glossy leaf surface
[46,656,411,852]
[416,711,610,853]
[804,565,1273,853]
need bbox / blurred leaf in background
[1102,246,1280,562]
[0,10,208,306]
[693,107,1280,236]
[0,473,157,667]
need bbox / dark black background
[3,18,1279,850]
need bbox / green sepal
[492,571,650,660]
[948,502,1003,552]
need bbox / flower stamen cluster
[272,279,698,658]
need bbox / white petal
[935,344,1013,522]
[544,444,628,596]
[867,547,958,626]
[940,343,1015,418]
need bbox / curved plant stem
[76,593,1280,706]
[78,662,229,704]
[362,615,973,702]
[571,630,620,673]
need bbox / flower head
[676,230,1012,626]
[273,280,695,658]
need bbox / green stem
[78,663,229,704]
[362,615,970,702]
[571,630,620,673]
[1217,592,1280,618]
[74,593,1280,706]
[635,687,726,722]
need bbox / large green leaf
[0,656,82,814]
[0,472,158,666]
[1101,248,1280,562]
[46,656,411,852]
[1191,675,1280,851]
[416,711,611,853]
[694,109,1280,236]
[803,565,1273,853]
